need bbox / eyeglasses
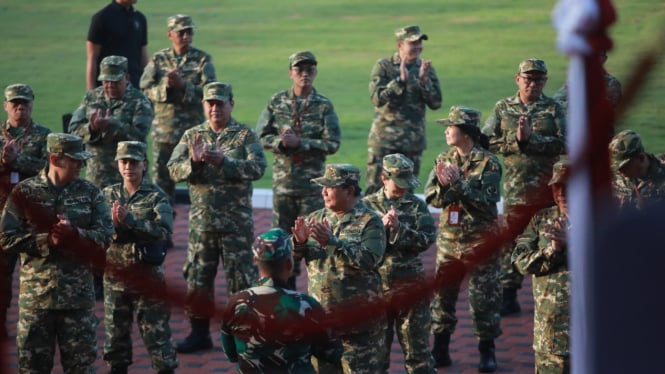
[519,75,547,85]
[291,66,316,75]
[176,29,193,37]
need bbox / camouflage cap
[98,55,128,82]
[115,141,147,161]
[167,14,195,32]
[382,153,420,189]
[548,159,571,185]
[252,228,293,262]
[518,58,548,74]
[311,164,360,187]
[609,129,645,170]
[289,50,317,68]
[4,84,34,102]
[395,25,429,42]
[203,82,233,101]
[436,105,482,128]
[47,133,93,160]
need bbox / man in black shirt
[86,0,148,90]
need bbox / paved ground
[0,204,536,373]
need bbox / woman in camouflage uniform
[102,141,177,374]
[425,106,502,372]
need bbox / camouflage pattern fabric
[140,46,216,201]
[69,84,154,189]
[102,178,177,370]
[534,352,570,374]
[424,146,503,339]
[167,118,266,317]
[221,277,343,373]
[294,200,387,373]
[363,189,436,374]
[513,206,570,362]
[0,120,50,309]
[366,52,442,193]
[257,87,341,196]
[553,71,622,112]
[0,168,113,372]
[612,154,665,210]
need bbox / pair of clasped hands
[1,139,19,165]
[543,216,569,253]
[47,214,78,247]
[189,134,225,166]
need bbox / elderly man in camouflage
[362,153,437,374]
[0,84,51,339]
[426,106,503,372]
[609,129,665,209]
[513,160,572,373]
[69,55,154,189]
[141,14,216,205]
[256,50,341,290]
[0,133,114,373]
[482,58,566,316]
[168,82,267,353]
[292,164,387,373]
[366,25,442,195]
[221,228,343,373]
[102,141,177,374]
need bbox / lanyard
[291,92,309,134]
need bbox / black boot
[431,332,452,368]
[500,287,521,316]
[109,366,128,374]
[478,339,497,372]
[175,318,213,353]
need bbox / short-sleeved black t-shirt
[87,1,148,87]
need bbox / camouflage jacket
[221,277,342,373]
[140,46,216,144]
[256,88,341,195]
[293,200,386,315]
[513,205,569,355]
[553,71,622,112]
[102,178,173,291]
[167,119,266,232]
[613,154,665,210]
[482,91,566,206]
[69,85,154,187]
[362,189,435,281]
[0,120,51,207]
[0,168,114,309]
[367,52,443,153]
[425,146,502,259]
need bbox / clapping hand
[435,160,460,186]
[280,127,301,148]
[49,214,77,246]
[111,200,128,227]
[292,216,311,244]
[517,115,532,142]
[90,108,112,132]
[166,68,185,90]
[419,59,431,83]
[1,139,18,165]
[382,205,400,231]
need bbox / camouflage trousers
[366,147,422,195]
[272,192,323,279]
[17,308,98,373]
[535,352,570,374]
[341,319,387,374]
[184,230,258,319]
[381,271,436,374]
[431,254,502,340]
[103,286,178,370]
[152,142,178,205]
[499,205,533,289]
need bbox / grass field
[1,0,664,189]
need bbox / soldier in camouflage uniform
[292,164,387,373]
[102,141,177,374]
[221,228,343,373]
[513,160,572,374]
[553,50,622,112]
[426,106,502,372]
[362,153,436,374]
[482,59,566,316]
[609,129,665,210]
[140,14,217,204]
[70,55,154,189]
[366,25,443,195]
[0,133,114,373]
[168,82,266,353]
[0,84,51,339]
[256,50,341,289]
